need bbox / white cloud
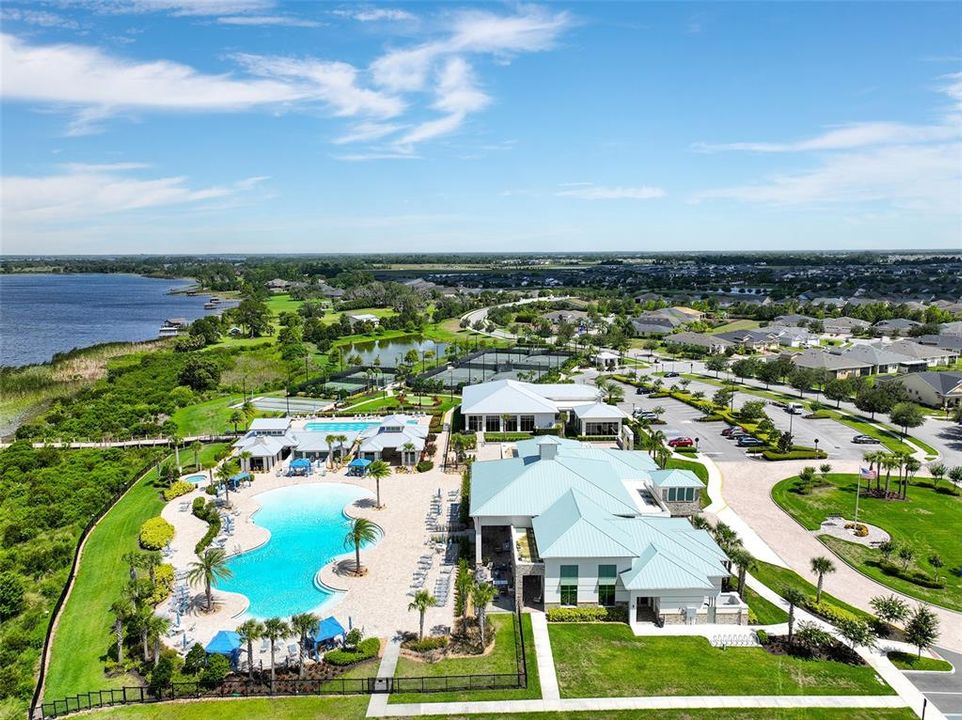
[216,15,322,27]
[333,152,420,161]
[332,121,405,144]
[1,32,401,133]
[336,8,415,23]
[86,0,274,16]
[692,143,961,213]
[1,163,266,223]
[555,185,666,200]
[0,8,82,29]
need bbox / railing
[36,606,529,719]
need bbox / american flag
[860,467,877,480]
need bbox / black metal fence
[36,607,528,719]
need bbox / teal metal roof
[649,469,705,489]
[533,490,637,559]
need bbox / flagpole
[854,473,861,524]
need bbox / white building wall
[543,557,632,606]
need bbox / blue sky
[1,1,959,254]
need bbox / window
[467,415,482,431]
[485,415,501,432]
[598,564,617,606]
[519,415,535,432]
[560,565,578,606]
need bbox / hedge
[415,460,434,473]
[163,480,195,501]
[324,637,381,666]
[139,517,175,550]
[762,448,829,461]
[575,435,617,441]
[484,432,533,442]
[402,636,449,653]
[878,560,945,589]
[192,497,222,554]
[546,605,628,623]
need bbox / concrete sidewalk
[529,612,559,701]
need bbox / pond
[340,335,449,368]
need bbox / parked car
[736,436,765,447]
[784,403,803,414]
[636,386,652,395]
[721,427,746,437]
[852,434,881,445]
[668,437,695,448]
[635,411,659,421]
[664,371,680,378]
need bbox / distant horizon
[1,1,959,253]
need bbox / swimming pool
[185,474,207,484]
[216,483,375,618]
[304,421,380,433]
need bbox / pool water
[304,421,380,433]
[216,483,374,618]
[185,474,207,484]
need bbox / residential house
[941,320,962,336]
[873,318,922,335]
[791,349,872,379]
[886,340,959,370]
[664,332,733,355]
[772,326,819,348]
[345,313,381,327]
[918,334,962,353]
[894,372,962,410]
[836,344,907,375]
[770,314,817,328]
[714,329,780,352]
[822,316,870,337]
[470,437,746,628]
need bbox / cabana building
[460,379,603,433]
[357,415,427,466]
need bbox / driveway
[719,457,962,654]
[904,646,962,719]
[913,417,962,467]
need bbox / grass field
[172,395,245,435]
[750,560,875,623]
[549,623,892,698]
[887,651,953,672]
[708,319,761,335]
[44,462,168,701]
[390,613,539,704]
[772,473,962,611]
[743,584,790,625]
[80,699,916,720]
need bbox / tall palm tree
[141,551,162,586]
[325,434,337,469]
[146,613,171,665]
[408,590,439,641]
[470,581,497,649]
[880,453,899,497]
[810,556,836,604]
[229,409,244,434]
[262,618,290,686]
[343,517,379,575]
[645,430,666,458]
[237,619,264,680]
[216,461,234,507]
[367,460,391,508]
[191,441,203,471]
[187,547,234,612]
[290,612,320,678]
[401,442,416,467]
[135,606,154,662]
[171,433,184,473]
[455,559,473,622]
[783,587,805,642]
[109,597,134,664]
[729,547,754,599]
[336,434,349,464]
[863,450,883,492]
[239,451,252,475]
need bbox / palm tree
[402,441,417,467]
[470,581,497,649]
[810,556,836,604]
[881,453,899,497]
[135,606,154,662]
[171,433,184,473]
[729,547,754,599]
[146,613,171,665]
[645,430,666,458]
[191,441,203,470]
[343,517,379,575]
[229,409,245,434]
[455,559,473,622]
[216,461,235,507]
[290,612,319,678]
[237,619,264,680]
[783,587,805,643]
[187,547,234,612]
[325,434,337,468]
[141,551,162,585]
[262,617,290,686]
[239,450,252,475]
[336,434,349,464]
[408,590,439,641]
[863,450,883,493]
[367,460,391,509]
[109,597,134,664]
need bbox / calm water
[218,483,374,619]
[0,273,215,367]
[342,336,448,368]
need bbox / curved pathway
[718,457,962,653]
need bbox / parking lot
[903,646,962,719]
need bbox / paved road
[913,418,962,468]
[905,646,962,719]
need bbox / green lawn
[77,700,917,720]
[548,623,892,698]
[44,462,168,701]
[390,613,539,704]
[887,651,954,672]
[749,560,875,623]
[708,319,761,335]
[172,395,245,435]
[772,473,962,611]
[743,584,790,625]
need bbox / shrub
[546,605,627,623]
[762,448,828,461]
[403,636,449,653]
[755,629,769,645]
[163,480,194,501]
[415,460,434,473]
[484,432,533,442]
[200,653,231,688]
[877,561,945,589]
[324,637,380,666]
[146,563,175,605]
[0,572,25,620]
[139,517,175,550]
[183,643,207,675]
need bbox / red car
[668,437,695,448]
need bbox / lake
[0,273,218,367]
[341,335,449,368]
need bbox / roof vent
[538,437,560,461]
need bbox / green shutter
[598,564,617,579]
[560,564,579,580]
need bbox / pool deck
[159,414,461,665]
